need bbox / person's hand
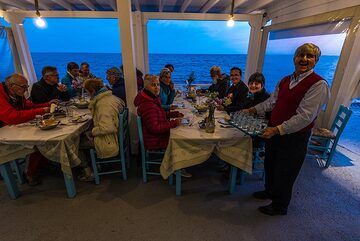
[174,118,181,126]
[49,99,59,105]
[43,107,50,113]
[260,127,279,139]
[242,107,257,115]
[57,84,67,92]
[170,105,177,110]
[177,112,184,118]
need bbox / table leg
[63,172,76,198]
[175,170,181,196]
[228,165,238,194]
[0,162,21,199]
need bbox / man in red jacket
[245,43,330,215]
[0,73,52,186]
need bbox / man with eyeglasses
[0,73,53,186]
[31,66,70,104]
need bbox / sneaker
[77,173,95,182]
[181,169,192,178]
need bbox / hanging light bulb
[227,0,235,28]
[227,16,235,27]
[35,17,46,28]
[34,0,47,28]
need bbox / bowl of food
[186,91,197,100]
[38,118,60,130]
[194,104,208,113]
[74,101,89,109]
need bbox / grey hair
[5,73,25,85]
[294,43,321,63]
[210,65,221,74]
[144,74,158,87]
[42,66,57,76]
[159,68,171,81]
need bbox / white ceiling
[0,0,274,14]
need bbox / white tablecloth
[0,109,91,174]
[160,97,253,179]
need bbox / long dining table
[0,107,91,199]
[160,95,253,195]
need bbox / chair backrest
[330,105,352,141]
[136,116,146,155]
[119,107,129,151]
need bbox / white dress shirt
[255,69,330,135]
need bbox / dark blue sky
[1,18,345,55]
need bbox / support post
[5,15,37,84]
[117,0,140,152]
[244,14,264,82]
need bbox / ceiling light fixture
[34,0,46,28]
[227,0,235,27]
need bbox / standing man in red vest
[245,43,330,216]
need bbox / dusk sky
[1,18,346,55]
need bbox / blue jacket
[160,81,175,110]
[61,73,77,97]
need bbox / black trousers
[264,130,311,208]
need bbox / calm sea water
[26,53,358,154]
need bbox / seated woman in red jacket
[0,73,53,186]
[134,74,182,150]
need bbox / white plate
[181,118,190,125]
[217,118,231,125]
[69,115,89,123]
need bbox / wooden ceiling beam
[242,0,275,13]
[78,0,97,10]
[223,0,248,13]
[0,0,29,10]
[180,0,192,13]
[47,0,73,10]
[200,0,220,13]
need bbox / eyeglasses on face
[12,83,29,89]
[150,83,160,87]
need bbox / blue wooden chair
[90,108,130,184]
[307,105,352,167]
[11,158,26,184]
[137,116,173,184]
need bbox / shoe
[258,204,287,216]
[252,190,272,200]
[180,169,192,178]
[77,173,95,182]
[23,172,42,187]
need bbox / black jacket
[112,78,127,104]
[225,81,249,113]
[31,78,70,104]
[208,75,230,99]
[243,88,270,109]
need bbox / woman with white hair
[80,78,125,181]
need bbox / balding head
[5,73,29,97]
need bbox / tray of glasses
[228,112,268,137]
